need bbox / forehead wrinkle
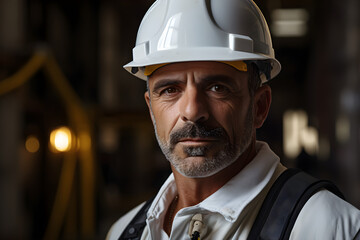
[149,70,186,87]
[200,74,236,85]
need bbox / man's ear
[253,85,272,129]
[144,91,154,123]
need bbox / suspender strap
[118,197,154,240]
[247,168,344,240]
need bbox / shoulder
[106,202,146,240]
[291,189,360,239]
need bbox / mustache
[169,123,226,145]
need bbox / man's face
[145,61,255,178]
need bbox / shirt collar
[147,141,280,223]
[198,141,280,222]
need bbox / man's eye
[161,87,178,95]
[210,85,229,93]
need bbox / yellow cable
[43,151,77,240]
[0,50,95,239]
[43,55,95,238]
[0,52,47,96]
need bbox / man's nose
[179,87,209,123]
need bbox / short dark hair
[247,63,262,96]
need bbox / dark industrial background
[0,0,359,239]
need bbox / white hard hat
[124,0,281,83]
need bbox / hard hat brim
[124,47,281,82]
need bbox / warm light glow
[283,110,307,158]
[25,135,40,153]
[271,9,309,37]
[50,127,72,152]
[300,127,319,156]
[283,110,319,159]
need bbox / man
[107,0,360,239]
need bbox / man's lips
[177,138,219,144]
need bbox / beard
[152,104,254,178]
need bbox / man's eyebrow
[151,79,183,92]
[151,74,237,91]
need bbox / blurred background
[0,0,359,239]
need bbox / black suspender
[247,168,344,240]
[118,197,154,240]
[118,169,344,240]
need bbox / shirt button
[128,227,135,234]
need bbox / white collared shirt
[107,141,360,240]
